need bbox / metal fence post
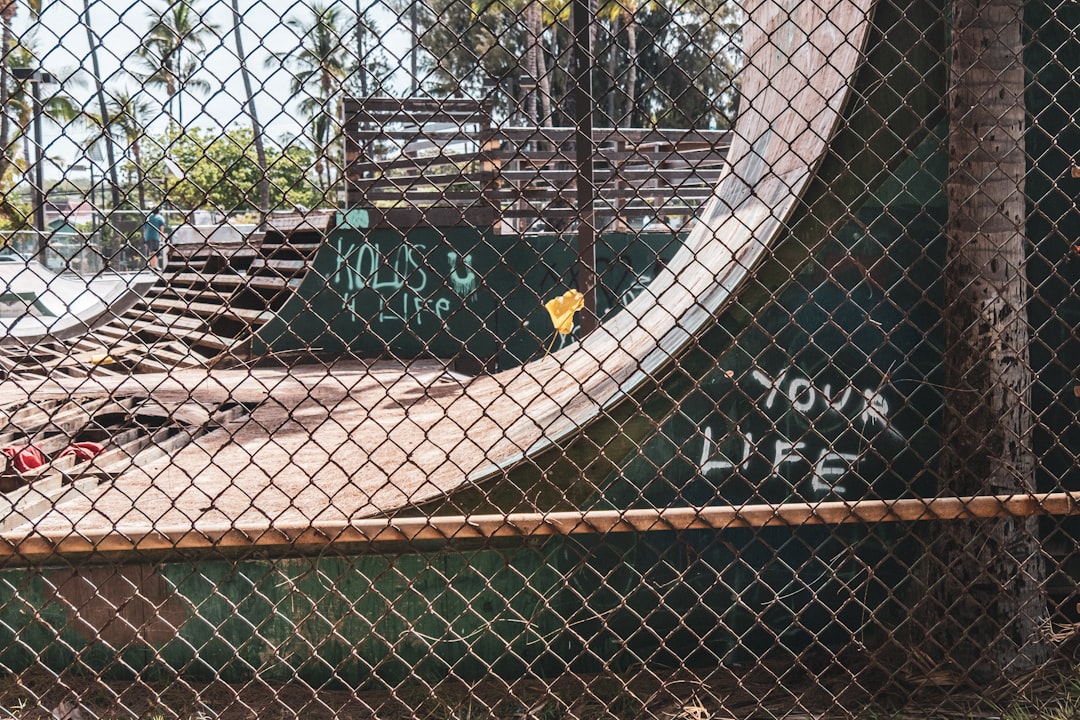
[571,0,598,334]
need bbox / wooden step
[161,284,239,303]
[149,341,211,369]
[248,258,308,274]
[92,324,145,342]
[142,297,272,326]
[124,308,204,333]
[246,276,303,292]
[167,272,303,292]
[264,211,334,234]
[266,242,321,254]
[124,318,241,352]
[166,271,247,288]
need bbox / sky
[15,0,410,181]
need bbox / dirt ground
[0,660,895,720]
[5,647,1073,720]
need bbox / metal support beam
[571,0,597,334]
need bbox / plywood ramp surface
[0,0,875,547]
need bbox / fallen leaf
[545,290,585,335]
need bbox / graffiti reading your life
[329,236,478,325]
[698,368,896,500]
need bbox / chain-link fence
[0,0,1074,716]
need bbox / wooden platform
[0,0,876,558]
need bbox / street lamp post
[13,68,56,256]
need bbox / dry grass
[0,661,1077,720]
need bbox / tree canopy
[139,127,320,214]
[414,0,741,127]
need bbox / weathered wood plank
[143,297,271,325]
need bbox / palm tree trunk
[0,8,15,189]
[533,5,552,127]
[133,141,146,212]
[548,25,562,125]
[606,17,618,123]
[911,0,1050,684]
[525,2,541,124]
[625,16,637,125]
[322,72,333,198]
[538,33,553,128]
[82,0,122,213]
[356,4,369,96]
[231,0,270,221]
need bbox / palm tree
[472,0,558,125]
[0,0,49,191]
[82,0,122,212]
[523,1,542,123]
[912,0,1051,684]
[536,0,561,126]
[614,0,638,124]
[5,40,83,195]
[266,2,351,197]
[102,90,154,212]
[137,0,218,128]
[229,0,268,220]
[354,2,373,96]
[0,0,17,190]
[598,0,658,125]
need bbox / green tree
[266,2,351,198]
[0,0,18,191]
[0,171,28,229]
[598,0,664,124]
[0,0,80,210]
[81,0,123,212]
[142,127,319,213]
[635,0,740,128]
[425,0,544,119]
[0,30,87,227]
[5,40,83,184]
[426,0,510,97]
[101,90,155,212]
[137,0,219,127]
[420,0,737,128]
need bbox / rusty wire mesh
[0,0,1073,717]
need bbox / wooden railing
[343,97,730,230]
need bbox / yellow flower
[545,290,585,335]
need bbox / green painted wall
[254,228,682,370]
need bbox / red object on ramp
[2,445,45,473]
[58,442,105,463]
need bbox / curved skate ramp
[349,0,880,499]
[0,256,156,346]
[0,0,880,550]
